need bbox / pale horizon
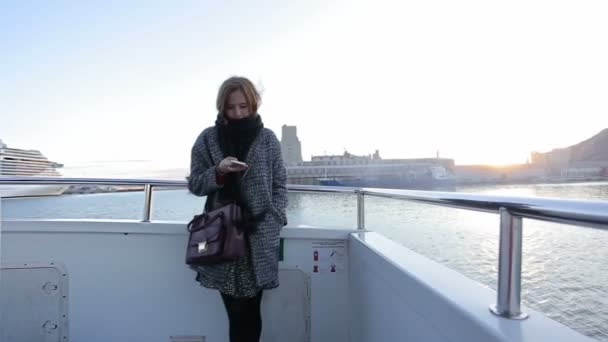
[2,0,607,177]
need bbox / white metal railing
[2,176,608,321]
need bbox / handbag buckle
[198,241,208,253]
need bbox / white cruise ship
[0,139,67,197]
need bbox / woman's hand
[217,157,248,175]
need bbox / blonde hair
[216,77,261,115]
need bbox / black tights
[220,291,263,342]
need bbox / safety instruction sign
[311,240,346,274]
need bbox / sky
[2,0,607,178]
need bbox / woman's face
[224,90,251,120]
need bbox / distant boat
[0,139,67,197]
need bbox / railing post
[142,184,153,223]
[357,190,365,230]
[490,207,528,319]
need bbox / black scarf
[214,113,265,232]
[215,113,263,162]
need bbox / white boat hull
[0,185,67,198]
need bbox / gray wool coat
[187,126,288,288]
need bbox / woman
[187,76,287,342]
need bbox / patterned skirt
[192,255,261,298]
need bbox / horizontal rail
[2,177,607,229]
[361,188,608,230]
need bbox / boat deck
[1,220,593,342]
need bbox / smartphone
[231,160,248,167]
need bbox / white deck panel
[1,221,352,342]
[0,220,594,341]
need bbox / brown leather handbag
[185,202,248,265]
